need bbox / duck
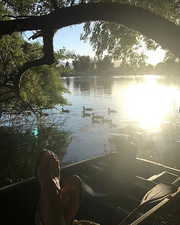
[92,117,102,124]
[82,111,91,117]
[40,112,49,117]
[62,107,70,113]
[83,106,93,111]
[108,107,118,114]
[92,113,104,120]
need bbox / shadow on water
[0,115,71,187]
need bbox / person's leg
[36,151,81,225]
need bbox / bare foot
[36,151,81,225]
[61,176,82,225]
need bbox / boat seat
[119,183,178,225]
[172,176,180,186]
[141,183,177,205]
[147,171,179,184]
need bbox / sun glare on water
[122,77,177,131]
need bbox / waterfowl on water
[62,108,70,113]
[92,113,104,120]
[92,117,102,124]
[82,111,92,117]
[41,113,49,116]
[83,106,93,111]
[108,107,117,114]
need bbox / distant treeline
[60,55,180,77]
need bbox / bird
[83,106,93,111]
[40,112,49,117]
[108,107,118,114]
[82,111,91,117]
[92,113,104,120]
[92,117,102,124]
[62,107,70,113]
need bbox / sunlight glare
[145,48,166,66]
[122,78,176,131]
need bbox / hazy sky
[53,24,166,65]
[25,23,166,65]
[54,24,95,56]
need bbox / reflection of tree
[65,77,70,87]
[0,120,71,187]
[80,80,91,92]
[74,78,81,89]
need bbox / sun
[145,48,166,66]
[122,77,176,131]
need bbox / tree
[95,56,114,75]
[72,56,94,74]
[0,18,68,112]
[81,0,180,62]
[20,64,68,109]
[1,0,180,88]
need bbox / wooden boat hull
[0,152,179,225]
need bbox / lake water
[52,75,180,168]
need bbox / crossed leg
[36,151,81,225]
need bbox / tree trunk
[1,3,180,57]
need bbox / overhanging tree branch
[14,29,55,88]
[1,3,180,57]
[1,2,180,91]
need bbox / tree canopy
[1,0,180,101]
[81,0,180,59]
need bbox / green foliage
[95,55,114,74]
[81,0,180,63]
[0,123,71,185]
[0,33,26,74]
[1,0,180,77]
[82,22,158,65]
[70,54,156,75]
[20,65,68,108]
[72,56,95,74]
[1,0,180,67]
[0,32,68,110]
[0,4,68,111]
[2,0,73,16]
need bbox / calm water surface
[52,75,180,167]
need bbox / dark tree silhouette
[1,3,180,85]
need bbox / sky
[54,24,95,56]
[54,24,166,65]
[25,23,166,65]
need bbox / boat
[0,147,179,225]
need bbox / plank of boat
[130,187,180,225]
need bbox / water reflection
[0,117,71,187]
[1,75,180,185]
[121,76,178,131]
[62,75,180,169]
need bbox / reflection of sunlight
[145,48,166,66]
[122,77,177,131]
